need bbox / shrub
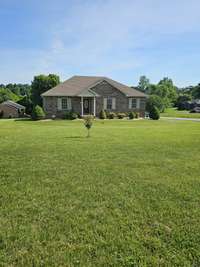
[71,112,78,120]
[117,113,126,119]
[62,111,71,120]
[108,112,116,119]
[146,95,165,112]
[128,112,135,120]
[135,112,139,119]
[83,115,93,137]
[0,110,3,119]
[62,111,78,120]
[149,106,160,120]
[105,110,110,118]
[99,110,107,119]
[31,105,45,120]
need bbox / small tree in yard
[83,115,93,137]
[31,105,45,120]
[149,106,160,120]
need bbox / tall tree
[31,74,60,106]
[138,75,150,93]
[192,84,200,99]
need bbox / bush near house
[99,110,107,119]
[149,106,160,120]
[128,112,135,120]
[31,105,45,120]
[62,111,79,120]
[135,112,139,119]
[107,112,116,119]
[117,113,126,119]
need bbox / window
[107,97,112,109]
[62,98,68,110]
[140,99,146,109]
[131,98,137,108]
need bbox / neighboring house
[42,75,147,118]
[0,100,25,118]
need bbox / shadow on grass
[14,118,32,122]
[64,136,85,139]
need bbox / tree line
[137,75,200,112]
[0,74,199,115]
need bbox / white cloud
[2,0,200,85]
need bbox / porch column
[93,97,96,117]
[81,97,84,117]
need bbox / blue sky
[1,0,200,87]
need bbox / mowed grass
[0,119,200,267]
[161,107,200,119]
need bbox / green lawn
[0,119,200,266]
[161,107,200,118]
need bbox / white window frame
[131,98,137,108]
[140,98,146,109]
[57,97,72,111]
[107,97,113,110]
[61,98,68,110]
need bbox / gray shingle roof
[0,100,25,109]
[42,76,147,97]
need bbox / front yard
[0,119,200,266]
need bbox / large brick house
[42,75,147,118]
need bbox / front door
[83,99,90,114]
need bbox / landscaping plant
[31,105,45,120]
[128,112,135,120]
[149,106,160,120]
[83,115,93,137]
[99,110,107,119]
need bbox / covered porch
[78,89,99,117]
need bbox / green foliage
[31,74,60,106]
[149,106,160,120]
[135,112,139,118]
[62,111,78,120]
[176,94,192,110]
[128,111,135,119]
[107,112,116,119]
[146,95,164,112]
[192,83,200,99]
[83,115,93,137]
[99,110,107,119]
[2,83,31,96]
[117,113,126,119]
[138,75,150,93]
[31,105,45,120]
[17,96,33,114]
[0,88,20,104]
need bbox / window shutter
[103,98,107,110]
[112,98,116,109]
[67,98,72,110]
[137,98,140,109]
[57,98,62,110]
[128,98,132,109]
